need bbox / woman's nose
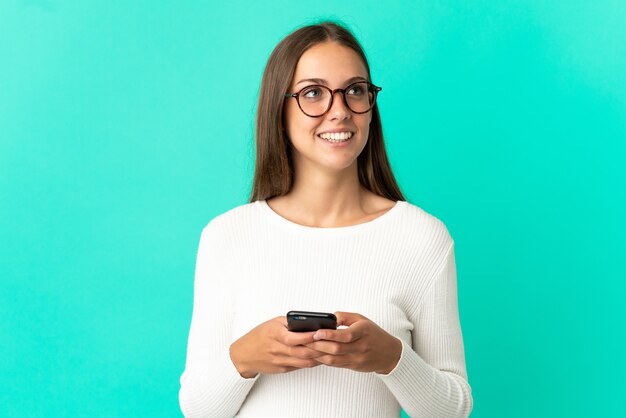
[326,91,351,120]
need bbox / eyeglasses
[284,81,382,118]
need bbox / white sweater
[179,200,473,418]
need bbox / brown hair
[249,21,405,202]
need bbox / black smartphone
[286,311,337,332]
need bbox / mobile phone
[286,311,337,332]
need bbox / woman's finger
[313,354,352,368]
[334,311,366,327]
[280,330,318,346]
[273,316,288,327]
[304,340,349,355]
[313,326,361,343]
[285,344,325,359]
[274,355,320,370]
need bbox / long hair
[249,21,405,202]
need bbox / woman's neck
[266,166,394,228]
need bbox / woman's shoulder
[399,200,454,246]
[401,200,447,226]
[365,191,448,232]
[202,201,261,231]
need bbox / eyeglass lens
[298,82,376,117]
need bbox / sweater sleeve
[376,243,473,418]
[179,222,259,418]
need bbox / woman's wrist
[376,336,402,375]
[229,341,258,379]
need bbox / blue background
[1,1,625,417]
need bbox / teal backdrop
[1,1,625,417]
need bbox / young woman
[179,22,473,418]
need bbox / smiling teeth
[319,132,353,142]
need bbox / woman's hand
[229,316,324,379]
[304,311,402,374]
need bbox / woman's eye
[347,85,365,96]
[302,87,322,98]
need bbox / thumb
[334,311,366,327]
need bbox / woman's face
[284,41,372,175]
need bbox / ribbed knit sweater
[179,200,473,418]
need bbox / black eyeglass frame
[284,81,382,118]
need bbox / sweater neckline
[256,199,405,234]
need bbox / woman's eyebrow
[295,76,368,86]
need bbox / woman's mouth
[317,131,354,143]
